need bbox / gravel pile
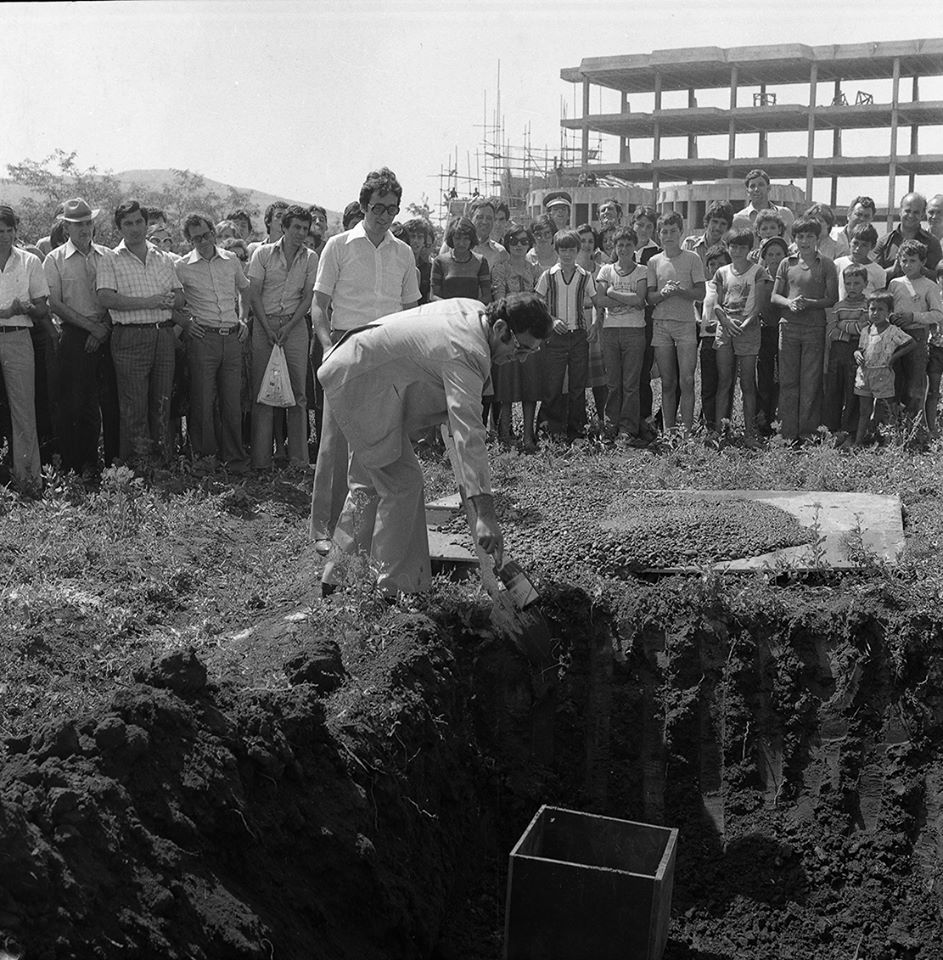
[439,485,815,580]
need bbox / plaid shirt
[96,241,181,325]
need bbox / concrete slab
[599,490,904,572]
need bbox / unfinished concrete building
[561,40,943,224]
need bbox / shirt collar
[186,246,221,264]
[116,239,158,258]
[344,220,392,248]
[64,238,103,259]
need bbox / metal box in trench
[504,805,678,960]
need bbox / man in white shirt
[0,205,50,491]
[731,169,795,237]
[309,167,420,552]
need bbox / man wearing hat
[544,192,572,232]
[44,198,118,476]
[0,205,50,491]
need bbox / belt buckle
[218,326,231,336]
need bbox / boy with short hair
[824,264,870,438]
[703,229,769,447]
[536,229,596,439]
[646,211,706,432]
[853,292,916,445]
[833,224,885,299]
[698,243,731,431]
[887,239,943,429]
[770,216,839,441]
[683,200,734,264]
[595,226,648,443]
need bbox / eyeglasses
[189,230,214,243]
[510,331,542,356]
[368,203,400,216]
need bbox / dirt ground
[2,445,943,958]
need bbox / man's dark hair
[359,167,403,208]
[49,221,68,250]
[491,198,510,220]
[600,197,623,217]
[342,201,364,230]
[656,211,684,233]
[114,200,148,228]
[0,205,18,230]
[485,292,553,339]
[704,200,734,228]
[848,196,876,215]
[182,212,215,239]
[468,196,496,218]
[264,201,290,230]
[308,204,327,220]
[227,209,254,231]
[280,204,313,232]
[148,208,167,225]
[744,168,771,186]
[402,217,435,244]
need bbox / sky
[2,0,941,222]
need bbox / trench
[1,576,943,960]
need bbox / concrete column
[888,57,901,229]
[581,78,591,169]
[653,71,662,171]
[831,80,842,208]
[688,88,697,159]
[620,91,631,163]
[805,62,818,204]
[758,83,768,158]
[727,65,738,180]
[908,76,919,193]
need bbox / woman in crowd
[431,216,491,302]
[492,223,543,449]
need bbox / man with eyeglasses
[318,293,552,599]
[174,213,250,473]
[310,167,419,553]
[731,169,795,237]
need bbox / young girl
[431,216,491,302]
[577,223,607,428]
[527,214,559,271]
[491,225,543,449]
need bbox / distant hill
[0,168,341,226]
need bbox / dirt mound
[0,613,489,960]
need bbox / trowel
[440,424,556,669]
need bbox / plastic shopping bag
[256,345,296,407]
